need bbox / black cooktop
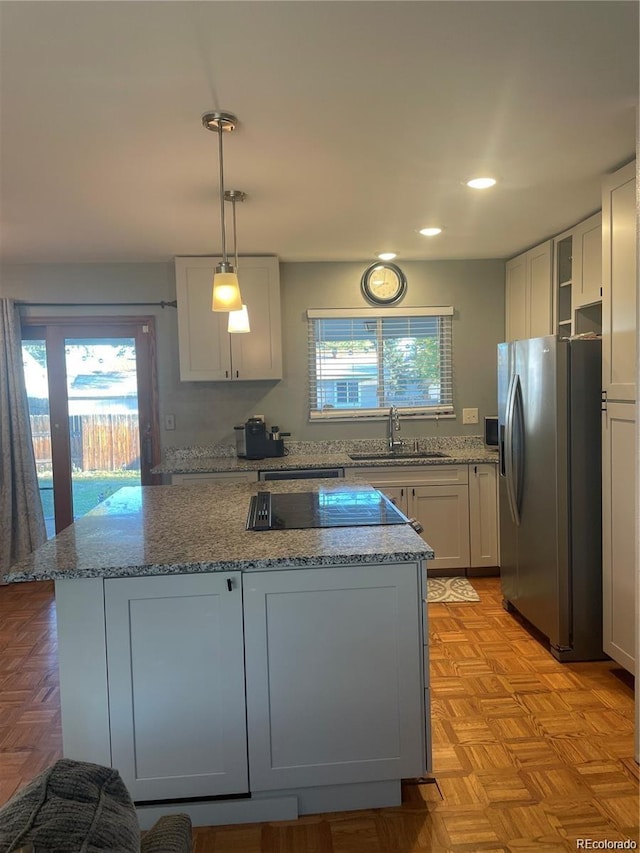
[246,490,408,531]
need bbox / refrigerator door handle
[512,374,525,521]
[504,373,522,526]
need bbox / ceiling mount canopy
[202,110,243,312]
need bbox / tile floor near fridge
[0,577,637,852]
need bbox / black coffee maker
[235,417,287,460]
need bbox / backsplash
[164,435,487,461]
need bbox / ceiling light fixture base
[202,111,237,133]
[224,190,247,203]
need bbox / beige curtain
[0,299,46,578]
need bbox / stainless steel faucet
[387,406,407,451]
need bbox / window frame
[307,306,455,422]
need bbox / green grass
[37,472,140,524]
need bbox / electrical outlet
[164,414,176,430]
[462,407,479,425]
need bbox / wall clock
[361,262,407,306]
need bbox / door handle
[504,373,522,526]
[142,432,153,466]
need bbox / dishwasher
[258,467,345,481]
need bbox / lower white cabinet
[468,464,499,568]
[602,402,636,674]
[410,484,470,571]
[104,573,248,801]
[348,464,498,571]
[170,471,259,485]
[90,562,428,804]
[243,565,426,790]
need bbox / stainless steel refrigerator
[497,335,604,661]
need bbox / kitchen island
[5,479,434,829]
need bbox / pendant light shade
[212,269,243,311]
[202,110,243,312]
[227,304,251,333]
[224,188,251,332]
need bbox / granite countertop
[4,479,433,584]
[152,438,499,476]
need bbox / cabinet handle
[236,370,239,378]
[412,488,415,498]
[225,370,229,379]
[474,465,478,475]
[401,488,404,498]
[226,578,233,592]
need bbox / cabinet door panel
[410,486,470,570]
[528,241,553,338]
[505,254,527,342]
[105,573,248,800]
[574,212,602,309]
[230,258,282,380]
[506,241,552,341]
[469,464,499,567]
[602,403,636,674]
[176,260,231,380]
[602,162,637,401]
[243,565,425,790]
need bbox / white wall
[1,258,505,450]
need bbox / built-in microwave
[484,416,499,448]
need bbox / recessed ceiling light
[419,227,442,237]
[377,252,397,261]
[466,177,496,189]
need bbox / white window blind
[307,307,454,420]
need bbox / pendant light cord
[231,195,239,270]
[218,125,228,265]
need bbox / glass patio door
[21,319,159,537]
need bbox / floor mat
[427,576,480,603]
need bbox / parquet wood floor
[0,577,637,852]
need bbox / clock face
[361,263,407,305]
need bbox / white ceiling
[0,1,637,266]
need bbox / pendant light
[202,111,243,312]
[225,189,251,333]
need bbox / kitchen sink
[348,451,449,461]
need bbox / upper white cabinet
[602,161,637,401]
[553,212,603,338]
[175,256,282,381]
[573,211,603,309]
[505,240,552,341]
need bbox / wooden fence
[30,414,140,473]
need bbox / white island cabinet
[20,478,434,829]
[104,573,248,802]
[243,564,426,791]
[56,559,428,826]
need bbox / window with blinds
[307,307,454,420]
